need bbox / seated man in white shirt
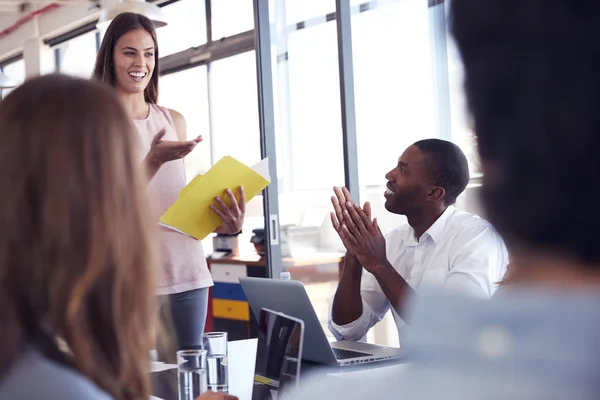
[329,138,508,344]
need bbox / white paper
[150,360,178,373]
[158,222,195,237]
[251,157,271,183]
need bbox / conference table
[152,339,407,400]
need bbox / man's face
[384,145,434,215]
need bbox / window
[352,0,437,236]
[210,0,255,40]
[269,1,345,341]
[158,0,208,56]
[272,18,345,239]
[55,30,99,78]
[210,51,261,166]
[1,58,26,97]
[159,66,211,179]
[445,29,484,215]
[284,23,344,191]
[209,50,265,254]
[284,0,335,24]
[446,31,480,176]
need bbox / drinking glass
[202,332,229,392]
[177,349,207,400]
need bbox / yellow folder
[160,156,271,240]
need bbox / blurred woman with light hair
[0,74,237,400]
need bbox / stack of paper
[160,156,271,240]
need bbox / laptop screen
[252,308,304,400]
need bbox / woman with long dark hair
[93,13,246,350]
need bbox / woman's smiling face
[112,28,156,95]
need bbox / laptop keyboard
[332,347,373,360]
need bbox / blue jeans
[163,287,209,350]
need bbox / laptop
[252,308,304,400]
[240,277,404,367]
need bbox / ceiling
[0,0,93,14]
[0,1,20,13]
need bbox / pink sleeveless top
[133,104,213,295]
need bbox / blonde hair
[0,74,159,399]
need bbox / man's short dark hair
[413,139,470,206]
[451,1,600,263]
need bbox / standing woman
[92,13,246,350]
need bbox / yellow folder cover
[160,156,270,240]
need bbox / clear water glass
[202,332,229,392]
[177,349,207,400]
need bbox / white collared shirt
[329,206,509,345]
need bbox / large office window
[210,0,255,39]
[445,32,484,215]
[210,51,262,168]
[352,0,436,236]
[284,23,344,191]
[158,0,208,56]
[284,0,335,23]
[268,0,345,340]
[55,30,99,78]
[159,66,211,179]
[1,58,26,96]
[446,34,478,175]
[209,51,265,253]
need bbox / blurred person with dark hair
[93,13,246,351]
[330,139,508,345]
[287,1,600,398]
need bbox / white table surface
[226,339,406,399]
[153,338,404,400]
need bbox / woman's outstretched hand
[144,129,202,177]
